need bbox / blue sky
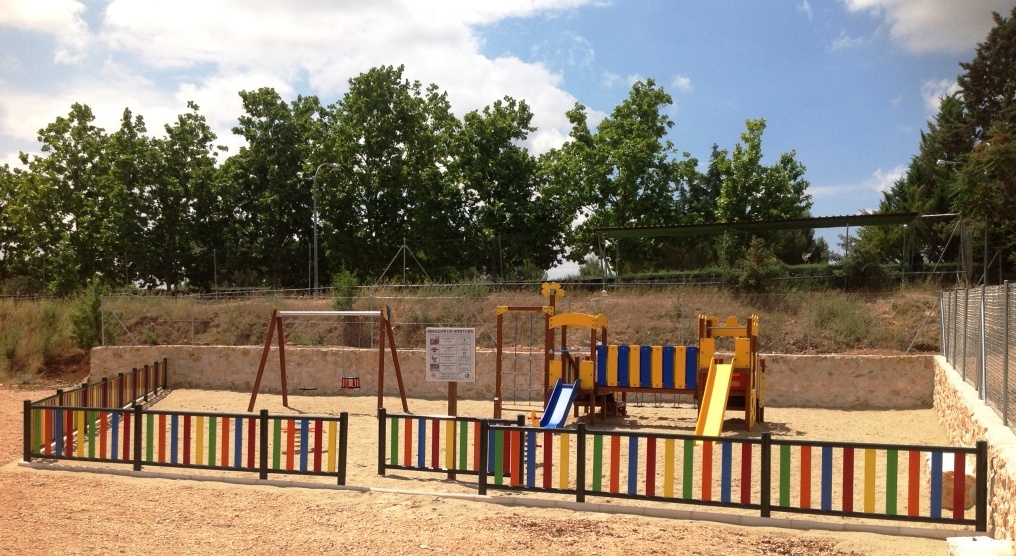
[1,0,1012,257]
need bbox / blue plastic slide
[540,379,580,428]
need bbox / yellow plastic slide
[694,358,734,437]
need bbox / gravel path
[0,386,954,555]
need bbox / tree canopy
[1,66,824,294]
[858,6,1016,283]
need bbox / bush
[70,278,105,350]
[331,270,360,311]
[834,243,891,291]
[731,238,786,294]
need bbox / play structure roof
[593,212,919,239]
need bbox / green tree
[453,97,565,280]
[148,102,225,290]
[222,89,322,288]
[854,95,972,279]
[714,118,813,262]
[20,103,113,293]
[544,79,698,274]
[957,7,1016,142]
[321,66,465,281]
[102,109,157,289]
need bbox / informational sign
[425,327,475,382]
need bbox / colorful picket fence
[23,403,349,483]
[478,423,987,531]
[25,361,168,459]
[377,409,522,477]
[31,360,167,410]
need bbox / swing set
[247,307,409,413]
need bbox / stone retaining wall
[90,347,936,408]
[933,355,1016,540]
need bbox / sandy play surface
[0,386,965,555]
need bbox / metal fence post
[1004,281,1010,426]
[963,289,969,383]
[949,290,956,363]
[939,291,946,359]
[981,284,987,401]
[806,286,812,352]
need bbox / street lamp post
[313,162,339,294]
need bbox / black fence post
[337,412,348,486]
[576,423,587,503]
[117,373,125,408]
[976,440,988,532]
[132,404,143,471]
[760,432,772,518]
[377,408,387,476]
[478,420,489,496]
[23,400,32,462]
[131,368,138,404]
[143,364,150,402]
[259,410,269,480]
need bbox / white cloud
[626,73,645,86]
[810,165,906,197]
[0,0,595,165]
[602,70,621,87]
[0,0,91,62]
[831,30,866,50]
[671,74,692,93]
[798,1,814,19]
[921,78,961,114]
[842,0,1013,54]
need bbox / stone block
[946,536,1015,556]
[928,453,977,511]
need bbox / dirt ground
[0,385,963,555]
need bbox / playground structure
[494,283,765,433]
[247,307,409,413]
[694,314,765,435]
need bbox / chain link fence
[941,283,1015,429]
[99,284,940,356]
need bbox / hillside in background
[0,284,941,386]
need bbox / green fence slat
[146,412,154,462]
[886,450,898,515]
[458,420,468,470]
[207,416,216,466]
[780,444,791,507]
[390,418,399,467]
[494,430,504,486]
[682,439,694,499]
[592,434,603,492]
[87,410,96,459]
[272,419,281,470]
[33,408,41,453]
